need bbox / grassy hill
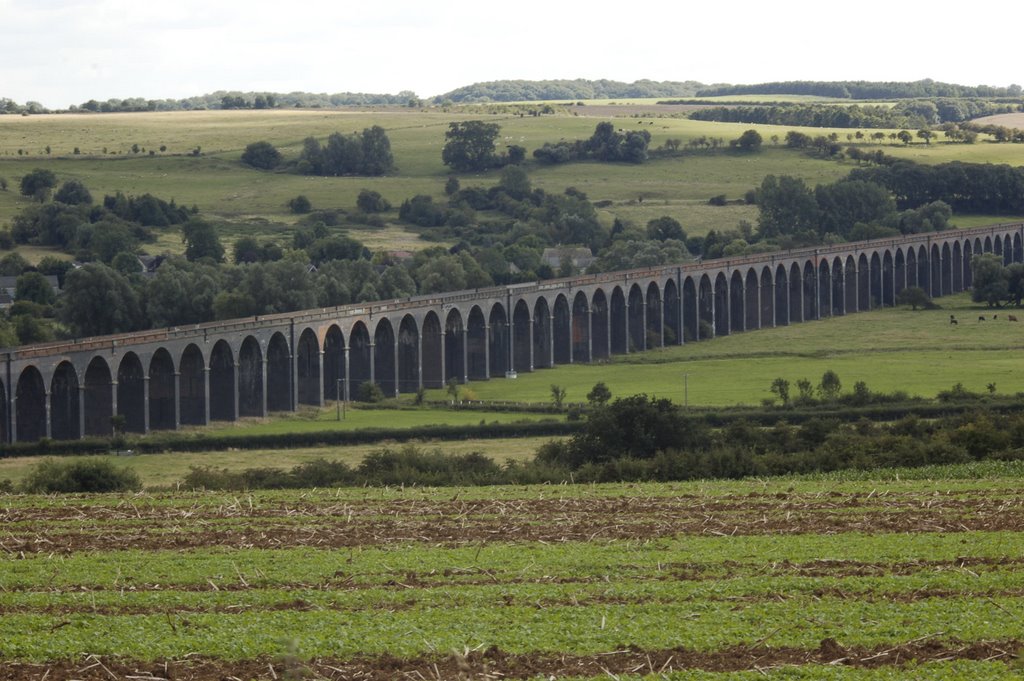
[3,104,1024,262]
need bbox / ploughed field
[2,468,1024,679]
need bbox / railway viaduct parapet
[3,223,1021,442]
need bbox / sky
[2,0,1022,109]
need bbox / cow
[950,315,958,325]
[979,316,986,322]
[1010,315,1019,322]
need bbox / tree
[732,129,763,151]
[916,129,934,145]
[756,175,820,240]
[360,125,394,175]
[19,168,57,200]
[897,130,914,145]
[442,120,501,171]
[896,286,932,310]
[356,189,391,213]
[587,382,612,407]
[770,377,790,405]
[971,254,1009,307]
[288,195,312,214]
[181,218,224,263]
[446,377,460,404]
[646,216,687,242]
[241,141,282,170]
[550,384,567,409]
[53,179,93,205]
[14,271,56,305]
[818,370,842,401]
[59,263,144,337]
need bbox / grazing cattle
[1010,315,1019,322]
[979,316,986,322]
[950,315,958,325]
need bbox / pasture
[4,105,1024,262]
[432,292,1024,407]
[0,465,1022,678]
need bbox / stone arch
[296,327,321,406]
[148,348,176,431]
[963,239,974,289]
[894,249,906,301]
[788,263,802,323]
[349,321,372,397]
[398,315,420,393]
[179,344,206,425]
[760,266,774,326]
[466,306,487,380]
[698,274,714,337]
[729,271,744,333]
[573,291,591,361]
[643,283,661,349]
[0,379,6,444]
[744,269,759,330]
[16,366,46,442]
[869,252,882,308]
[817,260,831,318]
[627,284,645,351]
[557,292,573,364]
[952,241,963,292]
[940,242,952,295]
[238,336,264,417]
[590,290,610,358]
[323,326,346,401]
[663,279,681,345]
[844,255,858,313]
[50,361,80,441]
[984,235,993,253]
[906,248,918,291]
[117,352,145,433]
[445,309,465,384]
[422,311,443,388]
[917,245,931,298]
[857,254,871,311]
[488,302,509,376]
[882,250,894,306]
[83,357,114,438]
[683,277,698,342]
[930,243,942,298]
[374,318,397,397]
[610,287,628,352]
[512,300,532,373]
[1001,234,1011,265]
[831,257,845,316]
[714,273,729,336]
[1015,233,1023,263]
[267,332,291,409]
[774,265,788,326]
[209,339,236,421]
[802,260,817,321]
[531,298,552,369]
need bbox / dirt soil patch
[0,640,1018,680]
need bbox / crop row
[1,597,1022,661]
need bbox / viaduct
[2,223,1022,443]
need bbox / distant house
[137,255,166,274]
[542,247,595,272]
[0,274,60,308]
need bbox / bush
[21,458,142,493]
[358,382,386,403]
[288,195,312,214]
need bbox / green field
[429,292,1024,407]
[1,467,1022,678]
[4,106,1024,263]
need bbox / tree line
[695,79,1024,99]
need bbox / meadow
[3,104,1024,263]
[1,465,1022,678]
